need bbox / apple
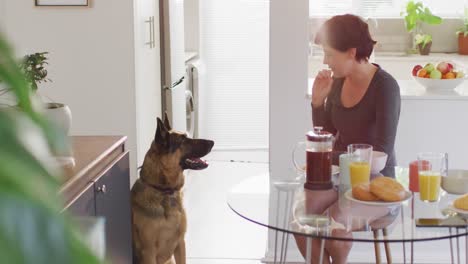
[436,62,453,75]
[412,65,423,76]
[417,69,427,78]
[444,72,455,79]
[448,63,454,72]
[430,69,442,79]
[424,63,435,74]
[456,71,465,78]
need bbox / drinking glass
[347,144,373,187]
[418,152,447,202]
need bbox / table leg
[456,228,460,264]
[411,241,414,264]
[279,192,290,263]
[450,228,455,264]
[465,227,467,264]
[383,228,392,264]
[306,237,312,264]
[400,204,407,264]
[274,192,281,263]
[281,191,293,264]
[319,239,325,264]
[373,230,381,264]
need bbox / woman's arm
[311,70,337,134]
[312,99,337,135]
[374,76,401,154]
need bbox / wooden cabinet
[67,182,96,217]
[62,136,132,264]
[94,153,132,264]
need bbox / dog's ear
[155,117,169,146]
[163,112,172,131]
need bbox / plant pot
[44,102,72,134]
[417,41,432,55]
[458,33,468,55]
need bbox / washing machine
[185,60,200,138]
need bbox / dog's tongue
[185,157,209,170]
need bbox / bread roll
[454,194,468,210]
[352,183,380,201]
[370,176,406,202]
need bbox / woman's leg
[293,235,331,264]
[323,202,353,264]
[293,189,338,263]
[324,199,392,264]
[325,229,353,264]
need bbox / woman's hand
[311,69,333,108]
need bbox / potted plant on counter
[401,0,442,55]
[456,7,468,55]
[0,51,72,134]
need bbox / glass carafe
[304,127,333,190]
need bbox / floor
[183,150,268,264]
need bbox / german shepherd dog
[131,114,214,264]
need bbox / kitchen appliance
[160,0,187,132]
[185,61,200,138]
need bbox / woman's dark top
[312,66,401,177]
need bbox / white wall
[267,0,309,261]
[184,0,199,53]
[309,18,464,53]
[0,1,5,31]
[2,0,139,180]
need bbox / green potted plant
[456,7,468,55]
[0,35,101,263]
[20,52,51,91]
[0,51,72,134]
[401,0,442,55]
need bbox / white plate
[344,189,412,206]
[449,205,468,215]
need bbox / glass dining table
[227,173,468,264]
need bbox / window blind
[198,0,269,150]
[310,0,466,18]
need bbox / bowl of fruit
[412,62,466,91]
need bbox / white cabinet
[134,0,162,167]
[396,98,468,169]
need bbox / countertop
[307,78,468,101]
[59,135,127,206]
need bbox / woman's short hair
[314,14,377,62]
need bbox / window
[309,0,466,18]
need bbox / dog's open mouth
[184,157,209,170]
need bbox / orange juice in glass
[419,171,442,202]
[349,161,371,186]
[347,144,373,187]
[417,152,447,202]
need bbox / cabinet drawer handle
[97,185,107,193]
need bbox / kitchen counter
[306,76,468,170]
[59,135,127,205]
[307,78,468,100]
[308,52,468,100]
[60,135,132,264]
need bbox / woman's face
[322,44,356,78]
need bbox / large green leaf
[0,193,100,264]
[402,0,442,33]
[0,29,102,264]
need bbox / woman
[294,14,401,263]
